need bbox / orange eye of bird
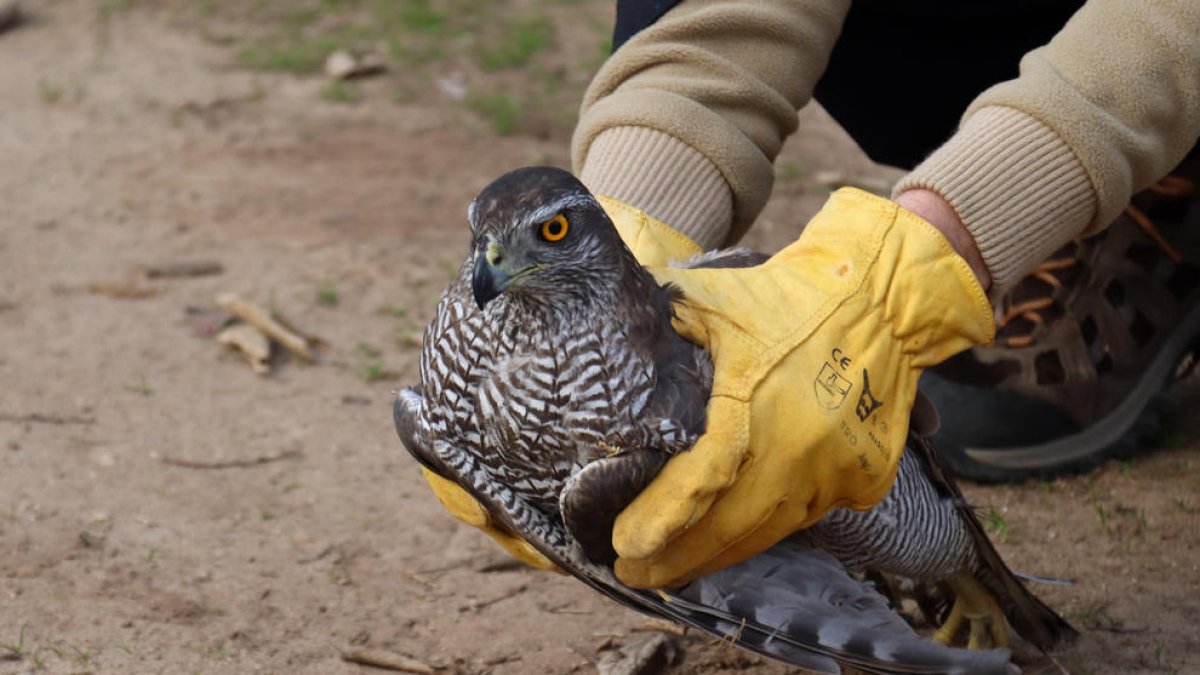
[540,214,569,242]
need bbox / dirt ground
[1,3,1198,674]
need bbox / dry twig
[475,558,527,574]
[217,323,272,374]
[339,648,435,673]
[458,583,529,612]
[143,260,224,279]
[216,293,316,361]
[89,281,157,299]
[632,620,688,637]
[0,412,95,425]
[160,448,301,470]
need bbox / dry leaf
[217,323,271,374]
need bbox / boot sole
[940,298,1200,482]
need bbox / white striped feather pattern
[418,268,660,511]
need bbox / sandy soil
[1,3,1198,674]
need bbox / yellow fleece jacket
[572,0,1200,291]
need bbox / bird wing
[674,536,1019,675]
[398,388,1017,675]
[905,431,1078,650]
[394,386,444,476]
[560,450,667,567]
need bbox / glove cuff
[598,195,704,267]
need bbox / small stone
[436,75,467,101]
[596,634,678,675]
[0,0,19,34]
[324,50,356,79]
[324,49,386,80]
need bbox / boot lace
[999,175,1195,348]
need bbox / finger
[616,439,828,589]
[614,487,789,589]
[649,266,769,351]
[677,504,810,582]
[612,396,749,562]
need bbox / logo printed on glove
[815,348,856,410]
[854,369,883,422]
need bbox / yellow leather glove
[596,195,703,266]
[417,196,697,571]
[421,468,560,572]
[611,188,995,588]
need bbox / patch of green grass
[236,36,340,74]
[778,162,804,182]
[395,328,421,349]
[320,80,362,104]
[981,506,1009,543]
[474,16,554,71]
[98,0,135,22]
[38,81,64,105]
[1154,645,1178,673]
[393,0,448,35]
[362,362,383,381]
[1096,503,1110,529]
[387,39,446,64]
[377,304,408,317]
[316,280,340,306]
[392,85,417,103]
[590,33,612,69]
[1074,601,1123,632]
[127,376,153,396]
[467,92,524,135]
[210,640,232,661]
[282,6,322,30]
[361,361,396,382]
[356,342,382,359]
[0,625,28,660]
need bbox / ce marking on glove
[814,348,854,410]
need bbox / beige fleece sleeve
[897,1,1200,291]
[573,0,851,248]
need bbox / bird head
[467,166,629,311]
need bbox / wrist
[894,189,991,293]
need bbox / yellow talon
[598,441,624,458]
[933,573,1010,649]
[932,600,965,645]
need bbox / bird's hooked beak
[472,238,535,310]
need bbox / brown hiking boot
[920,162,1200,481]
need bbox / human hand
[612,188,995,588]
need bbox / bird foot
[932,572,1009,649]
[598,441,626,458]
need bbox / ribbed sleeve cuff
[579,126,734,251]
[894,106,1096,294]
